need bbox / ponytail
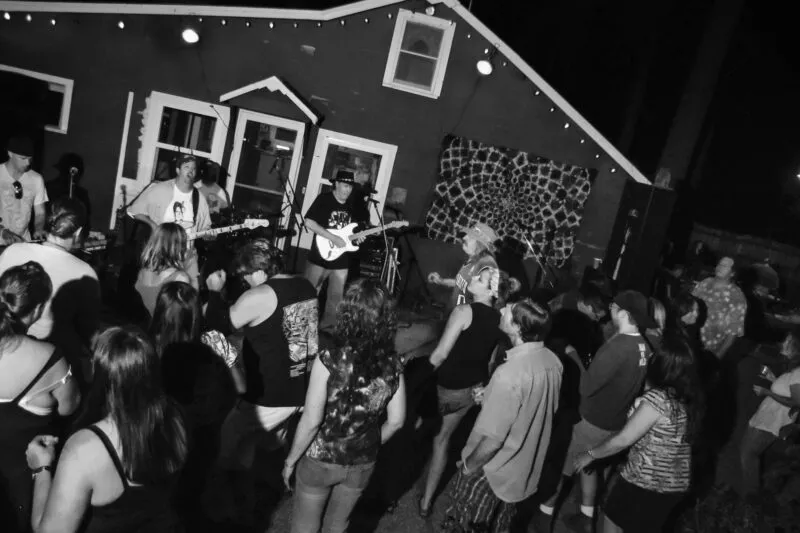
[0,262,52,340]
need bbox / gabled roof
[1,0,651,184]
[220,76,320,124]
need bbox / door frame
[298,129,398,250]
[225,109,307,249]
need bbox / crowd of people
[1,134,799,533]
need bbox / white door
[225,110,306,249]
[298,129,398,250]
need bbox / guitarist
[303,169,368,331]
[127,154,211,285]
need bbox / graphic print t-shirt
[242,277,319,407]
[305,192,358,270]
[162,186,195,230]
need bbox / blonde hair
[140,223,187,273]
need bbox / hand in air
[206,270,227,292]
[427,272,442,285]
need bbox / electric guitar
[315,221,409,262]
[186,218,269,241]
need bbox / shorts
[437,385,475,416]
[562,418,617,476]
[218,400,301,469]
[604,476,686,533]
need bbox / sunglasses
[12,181,22,200]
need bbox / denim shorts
[296,456,376,492]
[437,385,475,416]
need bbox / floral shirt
[621,389,691,493]
[306,346,402,465]
[693,278,747,354]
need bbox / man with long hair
[205,239,318,524]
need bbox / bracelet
[31,465,53,477]
[587,449,596,459]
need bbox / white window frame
[136,91,230,186]
[382,9,456,99]
[298,129,397,250]
[225,109,306,250]
[0,64,73,134]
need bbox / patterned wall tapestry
[425,135,595,267]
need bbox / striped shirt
[621,388,691,493]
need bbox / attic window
[382,9,455,99]
[0,65,73,134]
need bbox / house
[0,0,666,293]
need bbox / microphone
[365,197,380,205]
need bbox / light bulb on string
[317,22,321,27]
[563,123,570,129]
[476,48,497,76]
[220,19,227,26]
[25,14,32,22]
[364,17,369,23]
[610,168,617,173]
[269,21,274,28]
[50,18,56,26]
[580,139,585,144]
[198,17,203,23]
[117,20,125,29]
[549,107,555,112]
[245,21,251,27]
[3,12,10,21]
[293,22,298,28]
[340,19,346,26]
[595,154,600,159]
[182,27,200,44]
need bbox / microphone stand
[368,197,401,294]
[273,155,307,272]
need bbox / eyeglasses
[12,181,22,200]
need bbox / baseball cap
[462,222,499,251]
[7,136,34,158]
[613,290,657,330]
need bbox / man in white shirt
[127,154,211,282]
[0,136,48,241]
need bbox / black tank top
[0,349,61,533]
[242,277,319,407]
[437,303,502,390]
[82,426,180,533]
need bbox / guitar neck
[191,223,247,240]
[347,223,403,242]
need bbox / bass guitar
[315,221,409,262]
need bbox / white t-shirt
[750,367,800,436]
[0,164,48,239]
[0,242,100,344]
[162,185,194,230]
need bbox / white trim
[220,76,319,125]
[136,91,230,185]
[382,9,455,99]
[109,91,134,230]
[225,109,306,250]
[429,0,650,184]
[3,0,649,183]
[0,0,405,19]
[0,63,73,134]
[298,129,397,250]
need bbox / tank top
[437,303,503,390]
[0,349,62,533]
[82,426,180,533]
[241,277,319,407]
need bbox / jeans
[739,425,776,495]
[304,263,348,329]
[291,457,375,533]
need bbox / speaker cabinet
[603,181,676,294]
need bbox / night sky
[75,0,800,243]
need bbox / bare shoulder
[62,427,111,472]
